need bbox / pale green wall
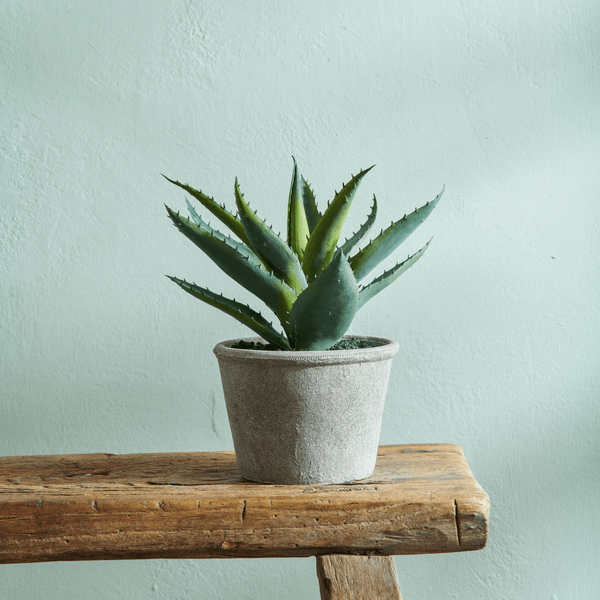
[1,1,599,598]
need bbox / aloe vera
[164,160,442,350]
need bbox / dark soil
[230,338,387,351]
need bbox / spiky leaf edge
[300,175,321,235]
[350,187,443,282]
[166,207,297,336]
[234,180,307,295]
[163,175,252,247]
[302,166,374,282]
[185,198,262,266]
[357,239,432,310]
[168,277,291,349]
[339,195,378,257]
[287,157,310,261]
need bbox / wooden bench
[0,444,489,599]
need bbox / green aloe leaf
[349,187,443,282]
[167,277,291,349]
[166,206,297,331]
[289,251,358,351]
[302,166,374,282]
[234,180,307,295]
[339,195,378,257]
[287,158,310,261]
[357,239,432,310]
[185,199,262,266]
[163,175,251,247]
[301,176,321,234]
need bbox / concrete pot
[213,336,399,484]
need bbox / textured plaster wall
[1,1,599,598]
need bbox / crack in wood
[147,481,200,487]
[453,499,462,548]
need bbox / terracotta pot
[213,336,399,484]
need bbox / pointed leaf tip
[303,166,373,281]
[350,188,442,282]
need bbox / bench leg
[316,555,402,600]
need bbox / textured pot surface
[213,336,399,484]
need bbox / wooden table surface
[0,444,489,565]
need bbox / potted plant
[164,159,442,484]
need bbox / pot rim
[213,335,399,365]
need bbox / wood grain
[0,444,489,564]
[316,555,402,599]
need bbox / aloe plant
[164,159,443,351]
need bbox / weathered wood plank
[316,555,402,599]
[0,444,489,564]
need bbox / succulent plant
[164,159,443,351]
